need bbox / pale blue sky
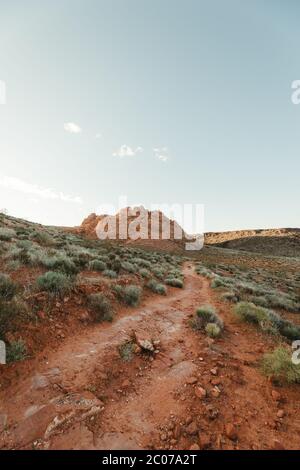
[0,0,299,232]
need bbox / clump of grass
[36,271,72,295]
[30,230,54,246]
[121,261,137,273]
[205,322,221,338]
[112,284,125,301]
[0,299,28,339]
[211,277,226,289]
[261,347,300,384]
[88,293,114,322]
[221,291,238,303]
[139,268,151,279]
[89,259,107,272]
[0,274,17,301]
[118,340,135,362]
[165,278,183,288]
[147,279,167,295]
[103,269,117,279]
[195,304,223,330]
[6,340,27,363]
[45,254,78,275]
[0,228,16,241]
[234,302,268,324]
[124,285,142,306]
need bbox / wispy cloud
[0,175,83,204]
[153,147,169,162]
[64,122,82,134]
[113,145,143,158]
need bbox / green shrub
[30,230,54,246]
[0,299,28,339]
[234,302,268,324]
[89,259,107,272]
[124,285,142,306]
[118,340,135,362]
[221,291,238,302]
[147,279,167,295]
[139,268,151,279]
[36,271,72,295]
[6,340,27,363]
[261,347,300,384]
[195,305,223,329]
[45,254,78,275]
[205,322,221,338]
[280,322,300,341]
[88,293,114,322]
[0,274,17,300]
[112,284,125,301]
[165,278,183,288]
[122,261,137,273]
[211,277,226,289]
[103,269,117,279]
[0,228,16,241]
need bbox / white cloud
[95,132,102,139]
[64,122,82,134]
[0,175,83,204]
[153,147,169,162]
[113,145,143,158]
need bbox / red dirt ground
[0,264,299,450]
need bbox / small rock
[189,444,200,450]
[225,423,238,441]
[211,386,221,398]
[210,368,218,376]
[211,378,221,386]
[195,386,207,399]
[277,409,285,418]
[272,439,285,450]
[186,376,198,385]
[121,379,131,388]
[173,424,181,439]
[160,433,167,442]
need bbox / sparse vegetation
[147,279,167,295]
[193,304,223,330]
[124,285,142,306]
[0,274,17,301]
[103,269,118,279]
[205,322,221,338]
[36,271,72,295]
[88,293,114,322]
[165,277,183,288]
[89,259,107,272]
[261,347,300,384]
[118,340,135,362]
[6,340,27,363]
[0,227,16,241]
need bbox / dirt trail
[1,264,300,450]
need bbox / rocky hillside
[205,228,300,258]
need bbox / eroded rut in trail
[1,264,300,450]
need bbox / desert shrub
[280,322,300,341]
[6,260,21,272]
[147,279,167,295]
[0,228,16,241]
[6,340,27,363]
[122,261,137,273]
[211,277,226,289]
[234,302,268,324]
[89,259,107,272]
[0,299,28,339]
[124,285,142,306]
[88,293,114,322]
[261,347,300,384]
[45,254,78,275]
[110,257,122,273]
[205,322,221,338]
[112,284,125,301]
[195,305,223,329]
[152,266,165,280]
[265,294,300,313]
[119,340,135,362]
[165,278,183,288]
[30,230,54,246]
[132,257,152,269]
[36,271,72,295]
[249,295,269,308]
[103,269,117,279]
[221,291,238,302]
[0,274,17,301]
[139,268,151,279]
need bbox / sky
[0,0,299,233]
